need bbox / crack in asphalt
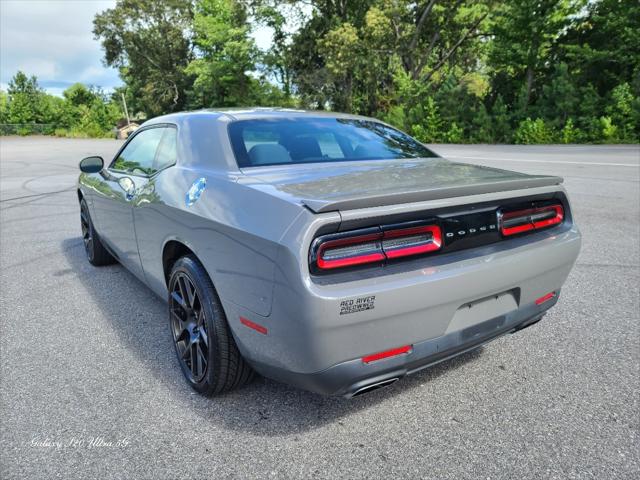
[0,187,75,203]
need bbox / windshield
[228,117,438,168]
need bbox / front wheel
[168,255,254,396]
[80,198,115,266]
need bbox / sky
[0,0,275,96]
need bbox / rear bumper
[223,220,580,397]
[251,296,556,397]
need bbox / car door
[131,126,180,296]
[91,126,166,280]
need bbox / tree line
[0,72,121,137]
[1,0,638,143]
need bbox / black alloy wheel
[168,255,254,395]
[79,198,115,266]
[80,201,94,262]
[170,271,209,383]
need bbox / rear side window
[154,127,178,171]
[228,118,438,167]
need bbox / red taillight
[362,345,412,364]
[382,225,442,259]
[316,232,385,270]
[500,204,564,236]
[315,224,442,270]
[535,291,556,305]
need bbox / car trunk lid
[241,158,563,213]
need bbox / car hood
[240,157,563,213]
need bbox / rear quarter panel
[133,165,304,317]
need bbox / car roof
[140,108,397,172]
[143,108,380,125]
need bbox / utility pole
[121,93,130,126]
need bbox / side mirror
[79,156,104,173]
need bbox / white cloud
[14,59,57,78]
[0,0,121,94]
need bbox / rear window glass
[228,118,438,167]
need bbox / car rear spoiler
[301,175,564,213]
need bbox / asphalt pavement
[1,137,638,479]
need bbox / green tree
[6,71,45,126]
[93,0,194,117]
[537,62,578,128]
[270,1,492,114]
[283,1,373,111]
[559,0,640,96]
[491,94,512,143]
[598,116,618,143]
[514,117,556,144]
[186,0,260,107]
[385,0,493,85]
[60,84,121,137]
[63,83,99,107]
[575,83,603,141]
[470,104,493,143]
[317,22,362,111]
[252,3,295,98]
[0,90,8,124]
[560,118,581,143]
[489,0,583,110]
[605,83,638,142]
[409,96,444,143]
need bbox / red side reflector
[240,316,268,335]
[535,291,556,305]
[362,345,412,364]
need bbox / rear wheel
[80,199,115,266]
[168,255,254,396]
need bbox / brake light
[362,345,412,363]
[500,204,564,236]
[315,223,442,270]
[382,225,442,259]
[316,232,385,269]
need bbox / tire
[168,255,254,396]
[80,198,116,266]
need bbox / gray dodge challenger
[77,109,581,397]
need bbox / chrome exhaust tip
[351,377,399,397]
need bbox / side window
[111,127,165,176]
[154,127,177,172]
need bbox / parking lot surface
[1,137,638,479]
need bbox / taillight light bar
[382,225,442,259]
[314,223,442,271]
[500,204,564,236]
[316,232,385,270]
